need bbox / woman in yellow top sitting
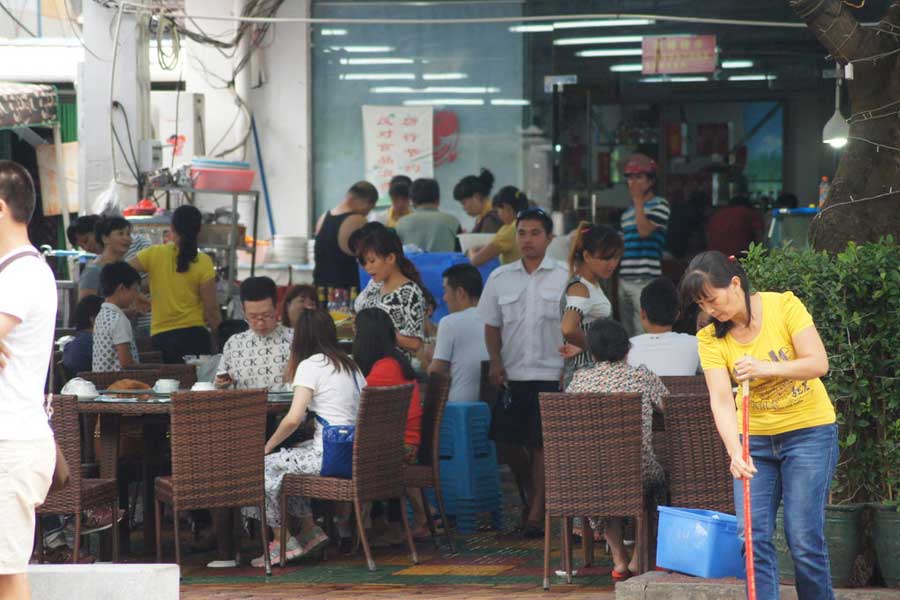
[467,186,529,267]
[679,251,836,600]
[129,205,222,363]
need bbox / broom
[742,378,757,600]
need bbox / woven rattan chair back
[664,393,734,513]
[418,372,450,467]
[167,389,267,511]
[660,375,707,397]
[352,383,414,503]
[78,365,196,390]
[539,392,644,517]
[40,395,83,513]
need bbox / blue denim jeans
[734,423,838,600]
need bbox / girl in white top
[247,309,366,567]
[559,224,624,387]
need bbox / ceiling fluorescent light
[340,73,415,80]
[372,86,499,94]
[423,73,467,80]
[609,63,643,72]
[491,99,530,106]
[728,74,776,81]
[403,99,484,106]
[339,58,414,65]
[554,36,643,46]
[553,19,655,29]
[321,29,347,36]
[369,87,416,94]
[722,60,754,69]
[639,76,708,83]
[329,46,395,53]
[509,24,554,33]
[576,48,643,58]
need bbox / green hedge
[742,238,899,504]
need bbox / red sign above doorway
[642,35,717,75]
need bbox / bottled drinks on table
[317,286,327,309]
[349,286,358,313]
[818,176,830,208]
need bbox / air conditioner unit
[150,92,206,169]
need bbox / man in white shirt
[477,207,568,537]
[215,276,293,391]
[0,161,57,599]
[429,263,488,403]
[210,275,293,567]
[627,277,700,375]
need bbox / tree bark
[789,0,900,252]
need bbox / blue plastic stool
[433,402,503,533]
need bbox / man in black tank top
[313,181,378,289]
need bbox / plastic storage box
[656,506,745,579]
[191,167,255,192]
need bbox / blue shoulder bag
[316,373,360,479]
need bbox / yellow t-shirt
[137,243,216,336]
[697,291,835,436]
[493,222,520,264]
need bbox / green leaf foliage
[742,237,899,504]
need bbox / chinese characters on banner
[642,35,717,75]
[362,105,434,196]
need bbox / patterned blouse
[354,280,426,355]
[559,275,613,384]
[566,360,668,489]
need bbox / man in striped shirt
[618,154,670,337]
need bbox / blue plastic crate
[656,507,745,579]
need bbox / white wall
[183,0,311,239]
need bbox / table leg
[141,422,167,553]
[98,414,122,558]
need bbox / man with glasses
[215,276,293,391]
[618,154,670,338]
[209,276,294,567]
[477,207,568,538]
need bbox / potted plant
[742,238,899,587]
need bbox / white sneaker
[250,536,303,568]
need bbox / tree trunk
[789,0,900,252]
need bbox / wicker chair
[403,372,456,553]
[660,375,707,397]
[280,384,416,571]
[78,364,197,390]
[154,389,270,574]
[663,393,734,514]
[539,392,649,590]
[36,395,119,563]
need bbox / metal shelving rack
[146,186,261,300]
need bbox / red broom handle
[742,379,757,600]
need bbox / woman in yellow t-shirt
[679,250,836,600]
[467,186,528,267]
[129,205,221,363]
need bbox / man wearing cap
[618,154,670,338]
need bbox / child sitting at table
[92,262,141,371]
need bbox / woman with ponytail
[468,185,529,267]
[558,223,623,387]
[130,205,221,363]
[679,251,836,600]
[352,225,427,357]
[453,168,502,233]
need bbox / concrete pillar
[78,0,150,213]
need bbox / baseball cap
[623,153,657,175]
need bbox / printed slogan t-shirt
[697,291,836,436]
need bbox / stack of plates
[267,235,308,265]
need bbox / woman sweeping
[679,251,837,600]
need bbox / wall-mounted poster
[363,105,434,197]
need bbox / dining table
[76,390,294,555]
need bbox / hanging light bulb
[823,77,849,148]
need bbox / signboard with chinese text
[642,35,717,75]
[362,105,434,197]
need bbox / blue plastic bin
[656,507,745,579]
[359,252,498,322]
